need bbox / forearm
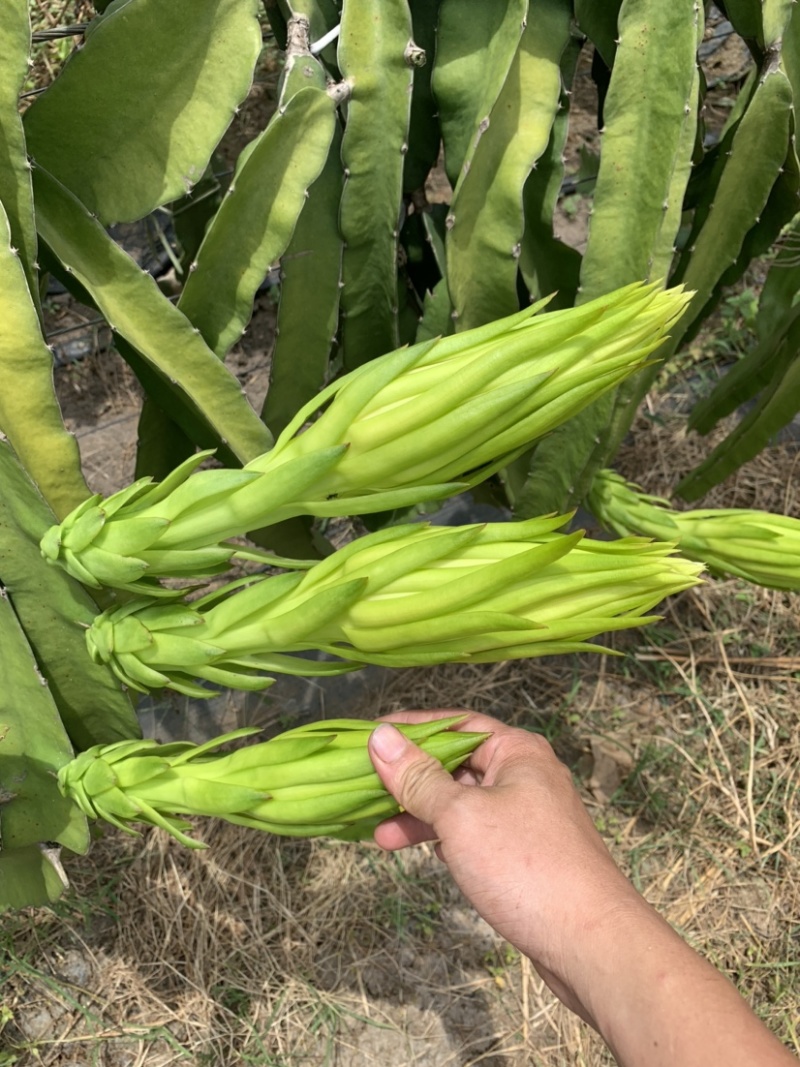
[561,900,795,1067]
[367,717,795,1066]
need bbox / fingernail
[370,723,408,763]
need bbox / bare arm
[368,712,795,1067]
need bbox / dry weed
[5,565,799,1065]
[7,318,799,1066]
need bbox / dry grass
[25,0,96,96]
[4,511,799,1064]
[8,8,799,1063]
[5,656,799,1064]
[5,309,800,1064]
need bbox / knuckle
[395,751,461,825]
[492,729,572,786]
[495,729,555,766]
[397,751,440,802]
[525,731,557,761]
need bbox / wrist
[555,887,659,1028]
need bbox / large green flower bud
[85,516,703,697]
[39,447,346,595]
[58,717,488,846]
[589,468,800,591]
[255,282,691,498]
[41,281,690,594]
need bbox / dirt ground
[4,9,799,1067]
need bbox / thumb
[369,722,461,828]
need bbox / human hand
[369,712,800,1066]
[367,710,642,1024]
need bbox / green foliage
[0,570,89,911]
[33,167,274,464]
[445,0,570,332]
[0,442,140,748]
[0,0,38,302]
[263,31,344,436]
[0,200,88,517]
[178,87,336,358]
[677,241,800,499]
[337,0,415,367]
[23,0,264,224]
[3,0,800,909]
